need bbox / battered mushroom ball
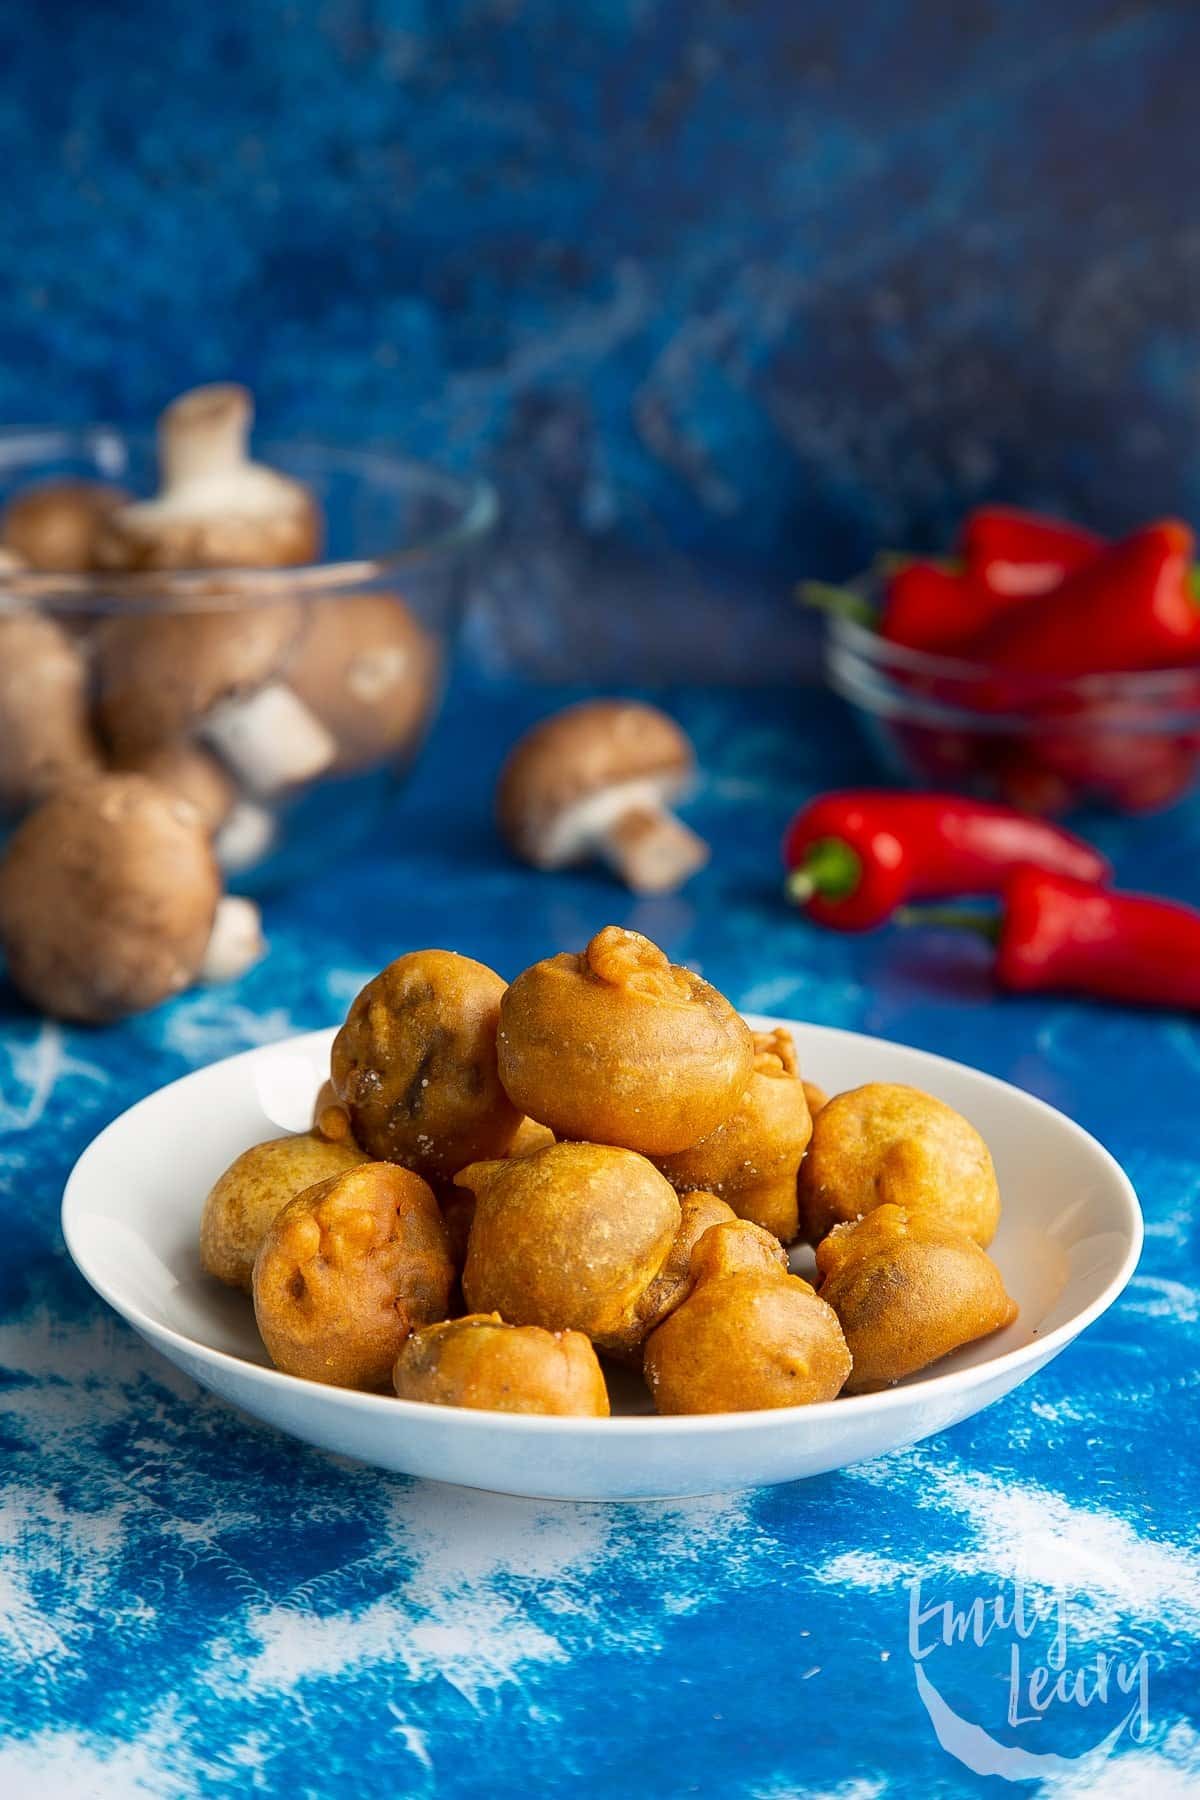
[393,1314,610,1417]
[253,1162,453,1389]
[654,1027,813,1244]
[331,950,523,1181]
[497,926,753,1156]
[200,1131,366,1291]
[816,1204,1017,1394]
[644,1219,852,1414]
[637,1188,738,1335]
[437,1115,558,1272]
[459,1141,681,1357]
[798,1083,1001,1248]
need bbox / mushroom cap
[110,738,237,833]
[1,480,128,572]
[0,773,221,1021]
[94,601,302,756]
[0,611,101,814]
[496,700,695,865]
[92,384,321,571]
[286,593,439,774]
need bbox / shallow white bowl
[61,1020,1142,1501]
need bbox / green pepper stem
[785,838,864,906]
[896,905,1002,943]
[794,581,877,627]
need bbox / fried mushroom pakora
[253,1162,454,1389]
[797,1082,1000,1248]
[458,1141,682,1356]
[644,1219,852,1414]
[497,925,753,1155]
[393,1314,609,1416]
[654,1027,812,1243]
[816,1203,1017,1394]
[200,1131,367,1291]
[331,949,523,1181]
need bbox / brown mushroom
[496,700,709,895]
[0,774,264,1021]
[92,384,321,571]
[286,593,439,775]
[644,1218,853,1414]
[652,1026,813,1244]
[815,1204,1018,1393]
[497,925,753,1155]
[110,739,237,835]
[1,480,128,572]
[93,602,336,797]
[393,1314,610,1417]
[0,611,102,814]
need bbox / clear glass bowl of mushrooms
[0,385,497,902]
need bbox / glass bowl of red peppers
[813,510,1200,816]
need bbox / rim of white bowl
[61,1020,1144,1436]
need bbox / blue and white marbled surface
[0,680,1197,1797]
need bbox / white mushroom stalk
[201,681,337,797]
[543,776,710,896]
[199,896,267,984]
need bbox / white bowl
[61,1020,1142,1501]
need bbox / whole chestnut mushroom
[497,699,708,895]
[286,593,439,776]
[0,774,263,1021]
[497,925,753,1156]
[394,1314,609,1417]
[93,384,321,571]
[798,1083,1001,1248]
[0,611,101,815]
[1,479,127,572]
[644,1219,852,1414]
[815,1203,1017,1393]
[253,1162,454,1389]
[331,949,523,1181]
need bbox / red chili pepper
[961,507,1104,600]
[966,520,1200,676]
[782,791,1110,931]
[878,561,981,654]
[904,868,1200,1010]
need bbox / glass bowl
[824,602,1200,816]
[0,427,497,889]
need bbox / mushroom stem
[160,383,253,490]
[212,798,278,873]
[200,896,266,984]
[599,804,710,897]
[201,682,336,797]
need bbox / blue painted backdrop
[1,0,1197,673]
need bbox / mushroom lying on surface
[1,480,128,572]
[0,611,102,815]
[496,700,709,895]
[286,593,439,775]
[92,384,321,571]
[0,774,265,1021]
[94,602,336,798]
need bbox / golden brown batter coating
[497,926,753,1155]
[253,1162,454,1389]
[816,1204,1017,1393]
[393,1314,610,1416]
[802,1080,829,1118]
[654,1027,813,1244]
[637,1189,738,1336]
[311,1079,357,1145]
[331,950,523,1181]
[644,1219,852,1414]
[200,1131,367,1291]
[459,1141,681,1356]
[797,1082,1000,1248]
